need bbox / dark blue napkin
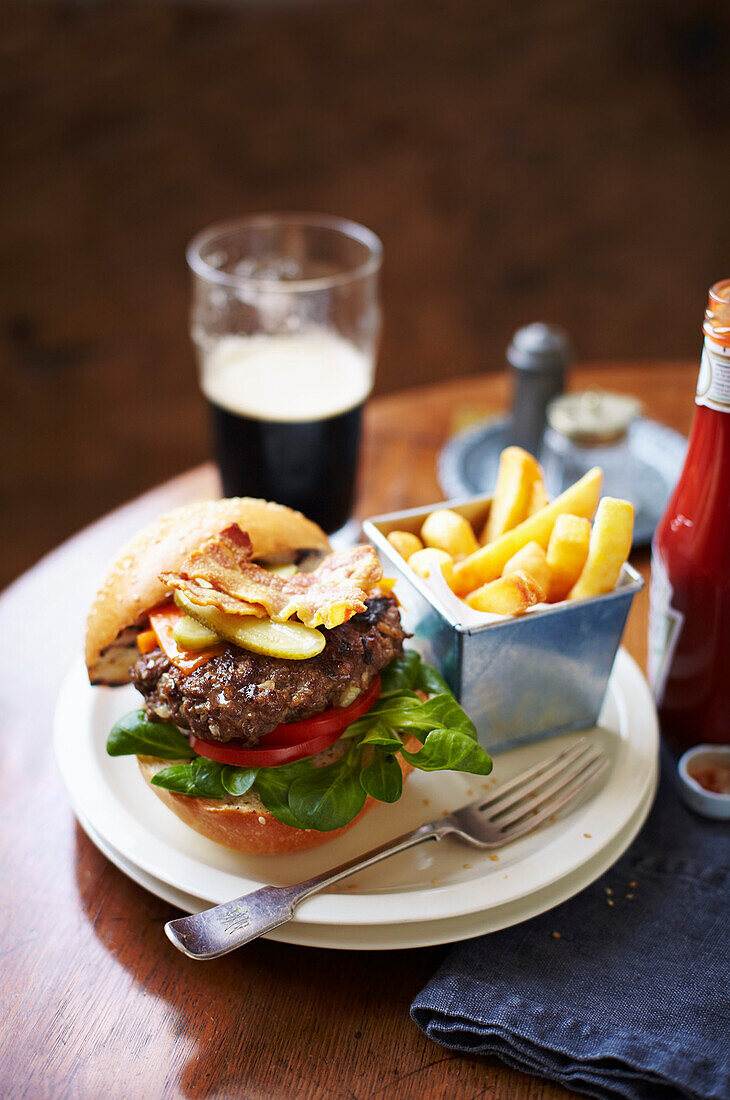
[411,746,729,1100]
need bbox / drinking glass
[187,213,382,534]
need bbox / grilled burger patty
[131,597,405,746]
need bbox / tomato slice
[259,675,382,747]
[189,675,383,768]
[190,725,345,768]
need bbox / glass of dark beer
[187,214,382,535]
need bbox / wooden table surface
[0,362,694,1100]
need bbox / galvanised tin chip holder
[363,494,643,752]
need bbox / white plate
[75,770,656,950]
[54,648,658,928]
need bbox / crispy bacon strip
[160,524,383,630]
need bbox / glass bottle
[648,279,730,751]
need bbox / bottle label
[647,547,684,704]
[696,337,730,412]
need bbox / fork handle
[165,819,450,959]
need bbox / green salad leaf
[400,730,492,774]
[356,721,406,752]
[288,758,367,831]
[106,650,492,833]
[221,766,258,797]
[147,764,196,795]
[360,751,403,803]
[380,651,454,698]
[255,762,311,829]
[415,660,454,699]
[152,756,226,797]
[107,710,195,760]
[412,694,477,741]
[378,650,423,693]
[345,691,475,743]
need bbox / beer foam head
[201,332,373,422]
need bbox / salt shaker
[508,323,572,457]
[542,389,643,502]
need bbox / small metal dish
[677,744,730,821]
[363,493,643,750]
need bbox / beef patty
[131,597,405,745]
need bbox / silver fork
[165,737,607,959]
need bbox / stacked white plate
[54,649,658,950]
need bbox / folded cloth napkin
[411,745,729,1100]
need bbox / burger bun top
[85,497,329,683]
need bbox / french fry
[528,477,549,515]
[421,509,479,558]
[546,514,591,601]
[408,547,455,586]
[387,530,423,561]
[481,447,543,543]
[502,541,551,596]
[466,570,545,615]
[452,467,603,595]
[568,497,634,600]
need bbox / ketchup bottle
[648,279,730,752]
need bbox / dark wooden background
[3,0,729,588]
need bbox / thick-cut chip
[387,530,424,561]
[452,468,603,595]
[502,541,551,596]
[568,498,634,600]
[466,570,545,615]
[421,510,479,557]
[408,547,455,586]
[528,477,549,515]
[481,447,543,544]
[160,524,382,630]
[546,514,591,601]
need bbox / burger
[86,497,492,854]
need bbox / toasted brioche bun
[85,497,329,684]
[138,736,419,855]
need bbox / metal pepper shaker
[507,323,572,457]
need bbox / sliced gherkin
[173,591,325,660]
[172,615,222,650]
[266,563,298,578]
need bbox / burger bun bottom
[137,736,419,856]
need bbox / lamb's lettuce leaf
[359,751,403,803]
[400,730,492,774]
[288,758,367,831]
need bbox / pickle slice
[172,615,222,650]
[266,563,298,578]
[173,592,325,660]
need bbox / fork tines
[481,739,608,834]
